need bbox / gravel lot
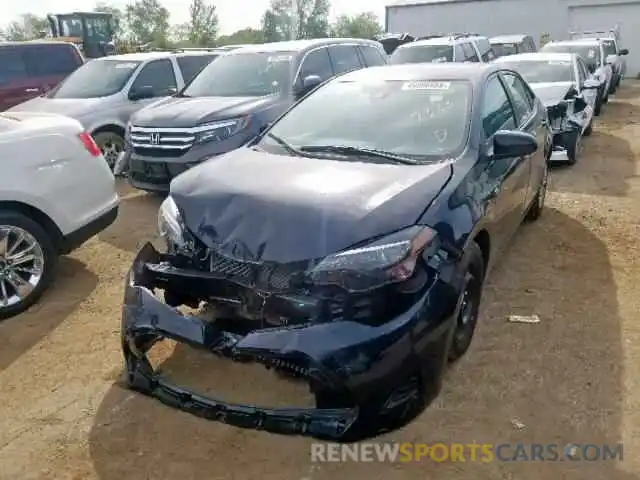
[1,83,640,480]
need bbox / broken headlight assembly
[194,117,251,144]
[307,226,438,293]
[157,195,185,249]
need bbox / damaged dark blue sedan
[121,63,550,441]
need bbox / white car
[389,33,496,64]
[0,112,119,319]
[541,39,613,108]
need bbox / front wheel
[448,242,484,362]
[0,211,57,320]
[93,131,125,171]
[566,129,581,165]
[594,89,603,116]
[525,165,548,222]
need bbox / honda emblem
[150,132,160,145]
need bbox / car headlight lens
[195,117,250,144]
[157,196,185,248]
[307,226,437,292]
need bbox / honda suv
[0,41,84,111]
[124,38,388,192]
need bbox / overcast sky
[6,0,389,35]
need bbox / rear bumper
[122,243,457,439]
[60,204,118,254]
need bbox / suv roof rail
[452,32,480,39]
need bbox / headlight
[157,196,185,248]
[307,226,437,292]
[194,117,250,144]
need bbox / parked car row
[0,31,627,442]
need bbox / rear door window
[24,45,82,77]
[501,72,535,126]
[358,45,387,66]
[131,59,177,97]
[299,47,333,81]
[461,42,479,62]
[0,48,29,84]
[177,55,218,84]
[328,45,363,74]
[482,76,516,137]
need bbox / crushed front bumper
[121,243,457,440]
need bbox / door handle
[24,88,39,93]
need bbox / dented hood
[530,82,575,108]
[170,147,453,263]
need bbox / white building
[385,0,640,77]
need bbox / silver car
[8,51,221,169]
[541,39,613,113]
[494,52,599,165]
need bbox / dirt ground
[2,83,640,480]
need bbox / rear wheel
[93,131,125,171]
[0,211,57,320]
[566,130,581,165]
[448,242,484,362]
[594,89,603,116]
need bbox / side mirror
[619,48,629,55]
[491,130,538,160]
[128,85,155,101]
[582,78,600,90]
[294,75,322,99]
[606,54,617,65]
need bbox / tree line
[0,0,384,49]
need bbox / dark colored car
[123,38,388,192]
[121,63,549,440]
[489,35,537,58]
[0,41,84,111]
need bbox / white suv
[0,112,119,319]
[389,33,496,64]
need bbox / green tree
[261,0,330,42]
[186,0,218,46]
[93,2,126,40]
[331,12,383,39]
[94,2,126,40]
[5,14,49,41]
[125,0,170,46]
[217,28,265,45]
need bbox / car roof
[547,39,601,46]
[490,34,529,44]
[230,38,380,54]
[398,37,453,48]
[93,52,188,62]
[0,40,79,48]
[493,52,575,62]
[338,63,498,83]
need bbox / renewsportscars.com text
[310,442,624,463]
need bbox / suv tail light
[78,132,101,157]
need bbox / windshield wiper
[298,145,421,164]
[266,133,303,156]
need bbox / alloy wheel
[100,140,123,169]
[453,273,480,347]
[0,226,45,308]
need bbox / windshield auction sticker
[402,81,451,90]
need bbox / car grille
[129,125,196,156]
[208,250,300,291]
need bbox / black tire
[448,241,484,362]
[0,210,58,320]
[583,117,593,136]
[566,129,581,165]
[525,165,548,222]
[93,131,125,171]
[594,90,603,116]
